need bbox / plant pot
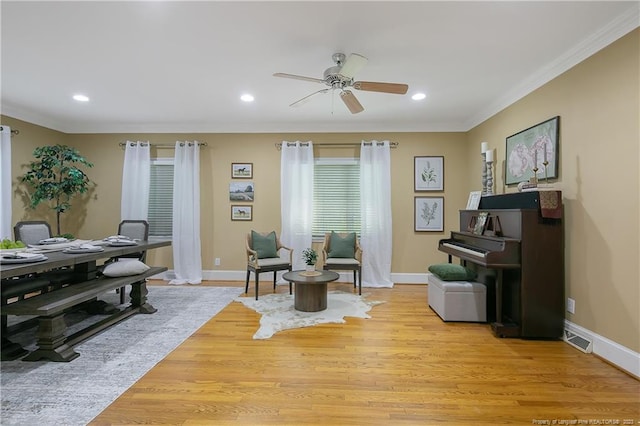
[305,264,315,272]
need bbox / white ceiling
[1,1,638,134]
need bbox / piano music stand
[483,216,502,237]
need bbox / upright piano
[438,191,564,339]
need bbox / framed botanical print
[415,196,444,232]
[414,156,444,191]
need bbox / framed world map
[505,116,559,185]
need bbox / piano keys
[439,231,520,268]
[437,191,565,339]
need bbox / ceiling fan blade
[340,90,364,114]
[353,81,409,95]
[338,53,368,79]
[273,72,325,84]
[290,88,330,107]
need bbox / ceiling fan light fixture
[240,94,254,102]
[338,53,368,79]
[412,92,426,101]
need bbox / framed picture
[231,205,252,221]
[466,191,482,210]
[472,212,489,235]
[415,196,444,232]
[414,156,444,191]
[231,163,253,179]
[229,182,254,201]
[505,116,560,185]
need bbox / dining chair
[245,230,292,300]
[13,221,53,245]
[110,220,149,304]
[13,221,75,288]
[322,231,363,295]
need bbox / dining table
[1,238,171,362]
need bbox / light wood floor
[90,281,639,425]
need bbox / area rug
[1,285,243,426]
[235,290,384,339]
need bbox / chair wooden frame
[322,232,363,295]
[112,220,149,304]
[245,232,293,300]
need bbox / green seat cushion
[328,231,356,258]
[428,263,477,281]
[252,231,278,259]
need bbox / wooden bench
[1,266,167,362]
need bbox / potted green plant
[21,144,94,237]
[302,247,318,272]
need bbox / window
[312,158,360,237]
[148,158,174,237]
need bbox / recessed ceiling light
[73,94,90,102]
[240,94,254,102]
[412,93,426,101]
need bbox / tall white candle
[481,142,488,153]
[534,149,537,165]
[544,147,547,163]
[485,149,494,162]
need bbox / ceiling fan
[273,52,409,114]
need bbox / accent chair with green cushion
[245,231,293,300]
[322,231,362,295]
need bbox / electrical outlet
[214,258,220,266]
[567,298,575,314]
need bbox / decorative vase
[305,264,315,272]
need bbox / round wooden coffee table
[283,270,340,312]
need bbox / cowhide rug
[235,290,384,339]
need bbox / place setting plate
[38,237,71,245]
[103,236,139,247]
[63,245,105,254]
[108,240,139,247]
[0,252,48,264]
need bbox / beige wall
[467,29,639,352]
[3,29,638,353]
[4,124,469,278]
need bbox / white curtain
[0,126,12,239]
[120,141,150,220]
[280,141,314,271]
[360,140,394,288]
[169,141,202,285]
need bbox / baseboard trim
[564,320,639,379]
[154,270,431,285]
[391,272,429,284]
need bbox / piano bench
[427,273,486,322]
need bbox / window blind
[312,159,360,236]
[148,159,174,237]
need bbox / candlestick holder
[531,166,539,184]
[543,160,549,185]
[481,152,487,194]
[486,160,494,195]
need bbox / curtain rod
[275,141,398,150]
[0,126,20,135]
[119,141,207,149]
